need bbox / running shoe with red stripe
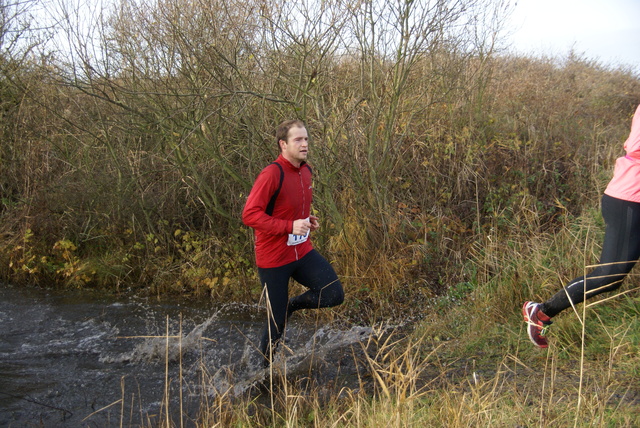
[522,301,552,348]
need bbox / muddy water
[0,285,373,427]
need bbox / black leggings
[541,194,640,317]
[258,249,344,357]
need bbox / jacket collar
[277,154,306,170]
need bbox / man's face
[281,126,309,166]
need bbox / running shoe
[522,301,552,348]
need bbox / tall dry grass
[74,201,640,426]
[89,281,639,427]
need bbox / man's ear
[279,139,286,150]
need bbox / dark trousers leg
[541,195,640,317]
[258,264,292,363]
[288,249,344,314]
[257,250,344,364]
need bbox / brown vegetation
[1,0,639,322]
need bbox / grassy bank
[89,205,637,427]
[185,205,639,427]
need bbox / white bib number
[287,230,309,246]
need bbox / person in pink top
[523,103,640,348]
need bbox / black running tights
[257,249,344,358]
[541,194,640,318]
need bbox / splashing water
[208,324,378,397]
[0,285,378,426]
[102,307,225,364]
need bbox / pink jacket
[605,104,640,202]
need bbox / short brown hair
[275,119,306,151]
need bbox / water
[0,285,374,427]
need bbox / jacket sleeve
[242,166,293,235]
[625,104,640,161]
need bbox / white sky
[506,0,640,70]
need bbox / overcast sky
[505,0,640,70]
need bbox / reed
[188,206,638,427]
[86,234,639,427]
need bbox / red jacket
[242,155,314,268]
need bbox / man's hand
[292,218,312,235]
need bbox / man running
[242,119,344,367]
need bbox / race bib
[287,218,310,246]
[287,230,309,246]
